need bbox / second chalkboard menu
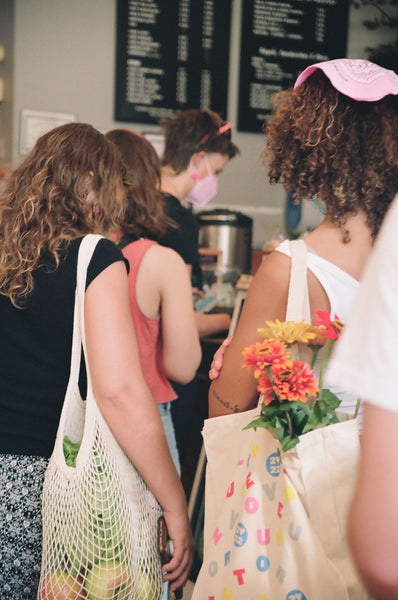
[238,0,349,133]
[115,0,232,124]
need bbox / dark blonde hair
[105,129,169,239]
[0,122,127,306]
[161,108,239,173]
[263,70,398,241]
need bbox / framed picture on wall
[19,109,76,156]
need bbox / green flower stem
[310,346,320,370]
[354,398,361,418]
[266,365,274,384]
[285,409,294,439]
[318,338,334,394]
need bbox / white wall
[11,0,396,247]
[0,0,14,165]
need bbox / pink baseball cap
[294,58,398,101]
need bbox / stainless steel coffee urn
[197,209,253,277]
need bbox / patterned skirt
[0,454,48,600]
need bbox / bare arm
[156,246,202,383]
[194,310,231,338]
[85,261,192,590]
[208,251,291,417]
[183,258,232,338]
[347,403,398,600]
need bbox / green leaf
[274,415,287,429]
[261,402,284,418]
[268,424,286,441]
[320,388,341,411]
[281,434,300,452]
[313,401,323,421]
[242,387,342,453]
[63,435,81,467]
[243,417,268,430]
[301,422,314,434]
[289,405,310,434]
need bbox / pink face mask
[186,156,218,207]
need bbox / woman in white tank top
[208,59,398,425]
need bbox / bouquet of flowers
[242,310,346,452]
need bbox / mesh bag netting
[38,235,163,600]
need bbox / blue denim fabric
[158,402,181,475]
[158,402,181,600]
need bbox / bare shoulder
[252,249,291,288]
[136,244,188,286]
[223,249,292,348]
[243,250,291,316]
[145,243,186,270]
[142,244,191,305]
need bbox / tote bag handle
[52,234,103,471]
[286,239,311,322]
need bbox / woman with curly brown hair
[105,129,201,474]
[208,59,398,423]
[0,123,193,598]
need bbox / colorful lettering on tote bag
[266,452,282,477]
[205,447,306,598]
[286,591,307,600]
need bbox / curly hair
[105,129,170,239]
[161,108,239,173]
[262,70,398,241]
[0,122,127,307]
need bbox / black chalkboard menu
[238,0,349,133]
[115,0,232,124]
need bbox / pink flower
[314,310,343,340]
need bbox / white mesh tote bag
[38,234,163,600]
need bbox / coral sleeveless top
[122,239,177,404]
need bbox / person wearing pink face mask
[158,108,239,468]
[159,108,239,311]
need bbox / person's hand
[161,510,194,593]
[192,287,205,298]
[209,335,233,380]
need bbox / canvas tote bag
[38,235,163,600]
[192,240,371,600]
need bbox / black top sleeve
[86,237,129,288]
[158,194,200,265]
[158,194,202,288]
